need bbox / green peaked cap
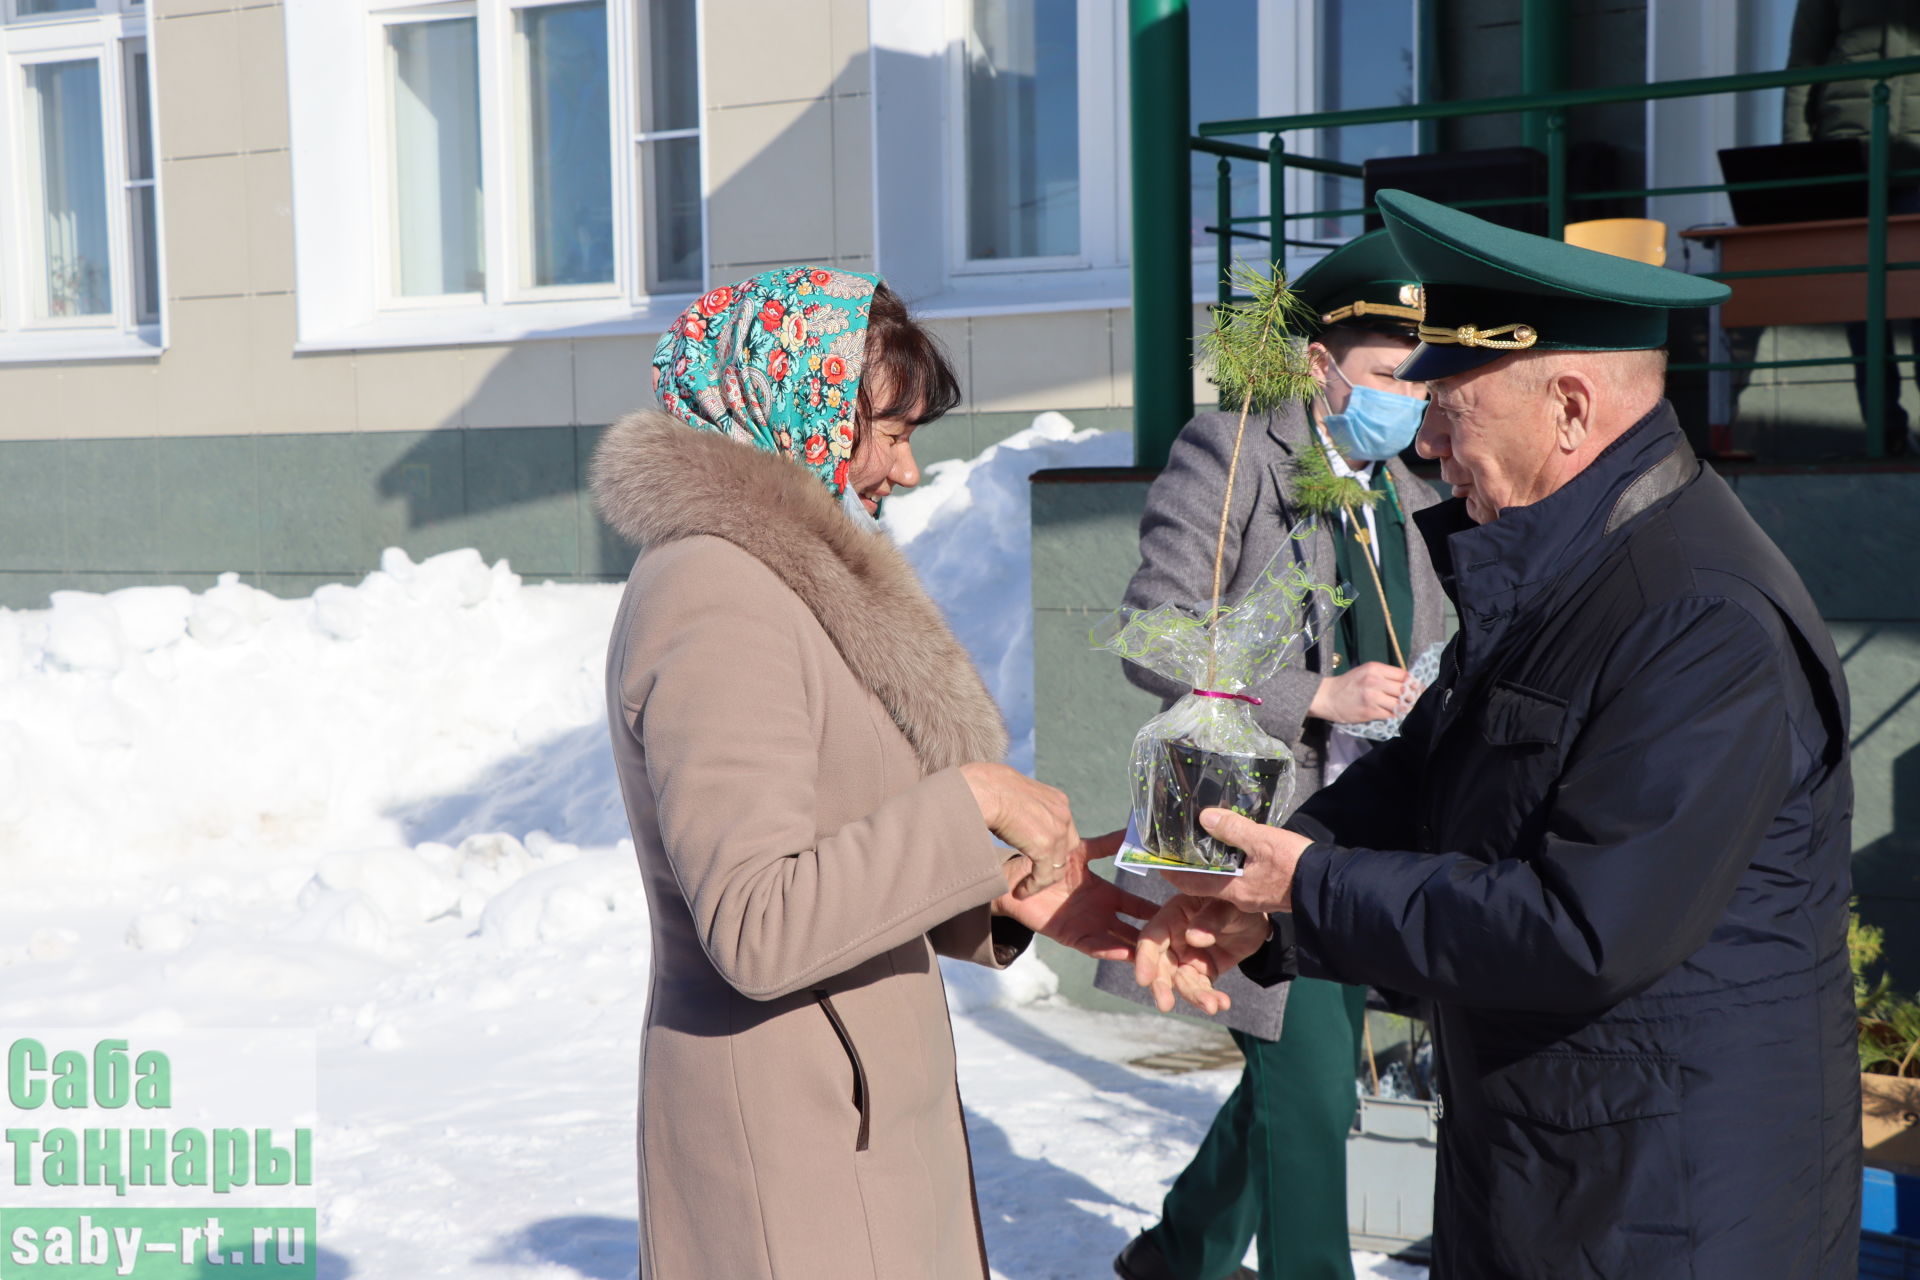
[1376,189,1732,380]
[1289,229,1423,336]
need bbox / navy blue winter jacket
[1250,401,1860,1278]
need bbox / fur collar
[590,410,1009,772]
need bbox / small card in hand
[1116,812,1245,878]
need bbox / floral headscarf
[652,266,882,498]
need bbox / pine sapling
[1194,263,1320,685]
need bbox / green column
[1866,80,1892,459]
[1130,0,1193,470]
[1546,110,1568,238]
[1416,0,1440,155]
[1520,0,1568,153]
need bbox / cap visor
[1393,342,1513,382]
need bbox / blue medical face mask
[1321,354,1427,461]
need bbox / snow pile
[0,417,1424,1278]
[943,945,1062,1015]
[0,548,624,896]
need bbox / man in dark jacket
[1135,190,1861,1279]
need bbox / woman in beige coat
[592,267,1150,1280]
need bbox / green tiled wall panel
[257,433,401,575]
[575,424,636,580]
[155,435,260,577]
[1031,475,1156,611]
[1031,607,1161,839]
[907,416,980,471]
[7,413,1160,604]
[67,438,161,573]
[448,427,580,576]
[0,441,66,573]
[0,426,637,604]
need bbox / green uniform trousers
[1147,978,1368,1280]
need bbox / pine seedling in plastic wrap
[1093,264,1351,875]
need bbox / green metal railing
[1170,55,1920,468]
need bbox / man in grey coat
[1105,233,1443,1280]
[1102,232,1448,1280]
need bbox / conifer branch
[1193,265,1319,687]
[1290,436,1380,519]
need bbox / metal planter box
[1346,1094,1437,1257]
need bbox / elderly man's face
[1414,359,1562,524]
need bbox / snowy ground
[0,415,1424,1279]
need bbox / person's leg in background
[1904,318,1920,455]
[1859,186,1920,456]
[1245,980,1367,1280]
[1136,1051,1263,1280]
[1842,316,1908,453]
[1126,981,1369,1280]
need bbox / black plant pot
[1139,739,1290,872]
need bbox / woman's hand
[1308,662,1411,725]
[992,831,1159,962]
[1132,895,1274,1015]
[960,762,1080,896]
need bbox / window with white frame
[285,0,702,350]
[0,0,161,359]
[1187,1,1420,269]
[877,1,1423,309]
[1188,0,1257,265]
[882,0,1269,300]
[962,0,1080,263]
[1303,0,1418,241]
[952,0,1120,276]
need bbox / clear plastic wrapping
[1093,543,1350,875]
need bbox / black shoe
[1113,1231,1256,1280]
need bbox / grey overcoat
[1093,400,1446,1038]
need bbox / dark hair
[857,284,963,430]
[1316,320,1419,360]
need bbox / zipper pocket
[813,990,870,1152]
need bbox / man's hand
[993,830,1159,961]
[1308,661,1410,724]
[1132,895,1273,1014]
[1159,808,1314,915]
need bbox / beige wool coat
[592,411,1028,1280]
